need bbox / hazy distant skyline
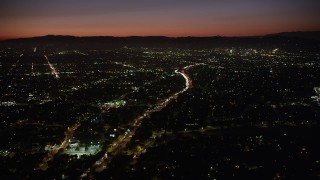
[1,0,320,39]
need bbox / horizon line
[1,30,320,41]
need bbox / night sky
[1,0,320,39]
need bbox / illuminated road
[80,65,196,179]
[36,123,80,171]
[1,54,23,93]
[44,55,59,79]
[6,54,23,76]
[130,129,165,161]
[31,63,35,76]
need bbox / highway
[80,65,196,179]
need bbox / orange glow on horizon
[1,0,320,40]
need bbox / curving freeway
[80,65,196,179]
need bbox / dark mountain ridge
[1,31,320,52]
